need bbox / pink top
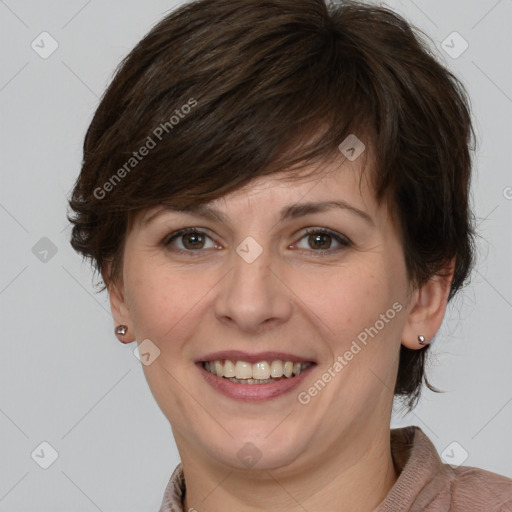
[158,425,512,511]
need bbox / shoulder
[450,464,512,510]
[384,426,512,511]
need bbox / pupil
[185,233,203,249]
[310,233,330,250]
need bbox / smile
[197,352,316,401]
[202,359,313,383]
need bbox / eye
[163,228,217,253]
[294,228,351,253]
[162,227,351,255]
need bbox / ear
[103,260,136,343]
[401,260,455,349]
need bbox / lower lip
[197,363,315,401]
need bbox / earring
[115,325,128,336]
[418,335,427,346]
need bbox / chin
[200,424,313,473]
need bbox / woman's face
[111,157,416,473]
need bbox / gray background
[1,0,511,510]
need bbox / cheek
[302,257,405,400]
[123,256,233,373]
[123,258,211,414]
[301,262,394,340]
[123,256,205,343]
[317,268,404,396]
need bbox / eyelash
[162,227,351,256]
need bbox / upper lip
[196,350,316,364]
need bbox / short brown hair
[68,0,476,411]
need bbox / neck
[179,426,398,512]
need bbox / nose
[213,242,294,334]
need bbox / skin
[108,155,453,512]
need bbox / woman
[67,0,512,510]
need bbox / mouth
[202,359,312,384]
[196,352,316,401]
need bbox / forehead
[136,154,384,231]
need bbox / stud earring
[418,335,427,346]
[115,325,128,336]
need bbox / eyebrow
[143,200,374,227]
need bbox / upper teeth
[203,360,312,379]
